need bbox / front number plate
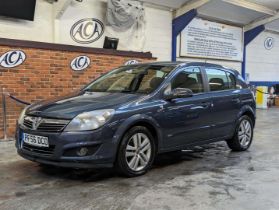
[23,133,49,148]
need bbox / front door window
[171,67,204,93]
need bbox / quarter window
[171,67,204,93]
[236,75,247,89]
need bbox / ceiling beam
[244,12,279,31]
[141,1,173,11]
[175,0,211,18]
[222,0,277,16]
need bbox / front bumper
[15,125,118,168]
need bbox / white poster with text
[180,18,243,61]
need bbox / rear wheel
[227,115,254,151]
[116,126,156,177]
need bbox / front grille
[37,122,67,132]
[22,143,55,156]
[23,116,69,132]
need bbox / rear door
[159,66,213,148]
[204,68,241,138]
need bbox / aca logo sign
[0,50,26,68]
[71,55,91,71]
[125,60,139,65]
[70,18,104,44]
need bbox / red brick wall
[0,39,154,139]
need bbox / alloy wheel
[125,133,152,172]
[238,119,252,147]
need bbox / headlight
[64,109,115,132]
[18,106,29,125]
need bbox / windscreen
[84,65,175,94]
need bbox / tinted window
[171,67,204,93]
[206,68,230,91]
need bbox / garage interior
[1,0,279,209]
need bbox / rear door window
[205,68,230,91]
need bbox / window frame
[161,66,207,96]
[226,71,237,90]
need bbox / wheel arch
[112,114,163,156]
[237,105,256,126]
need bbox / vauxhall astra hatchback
[16,62,256,177]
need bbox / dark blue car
[16,62,256,177]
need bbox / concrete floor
[0,109,279,210]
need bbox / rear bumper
[15,125,118,169]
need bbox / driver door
[159,66,213,149]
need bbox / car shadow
[36,142,251,182]
[38,165,116,182]
[37,146,207,182]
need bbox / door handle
[201,101,211,108]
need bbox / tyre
[227,115,254,151]
[116,126,156,177]
[39,163,53,168]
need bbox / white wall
[58,0,107,48]
[0,0,172,61]
[143,7,172,61]
[246,31,279,82]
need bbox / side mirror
[164,88,193,100]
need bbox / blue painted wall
[172,9,197,61]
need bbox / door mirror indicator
[164,88,193,100]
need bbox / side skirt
[158,135,232,154]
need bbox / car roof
[133,61,239,74]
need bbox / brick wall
[0,38,154,139]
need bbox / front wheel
[116,126,156,177]
[227,115,254,151]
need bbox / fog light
[77,147,89,157]
[63,145,100,157]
